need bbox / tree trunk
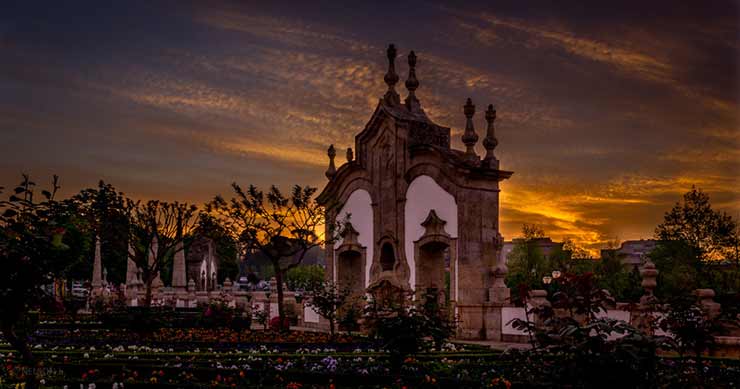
[329,316,335,339]
[144,278,153,307]
[274,265,286,331]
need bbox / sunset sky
[1,1,738,253]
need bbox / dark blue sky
[1,0,738,252]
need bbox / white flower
[83,353,90,358]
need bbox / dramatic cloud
[0,0,737,254]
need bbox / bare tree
[206,184,340,328]
[126,200,198,306]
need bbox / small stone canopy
[318,44,512,338]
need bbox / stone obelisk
[91,236,103,296]
[172,241,187,293]
[125,243,138,284]
[149,235,164,289]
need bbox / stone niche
[317,44,513,339]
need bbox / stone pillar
[694,289,721,320]
[91,236,103,296]
[171,242,187,292]
[639,260,658,306]
[489,266,510,304]
[528,289,550,328]
[633,260,659,334]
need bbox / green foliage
[70,181,130,284]
[509,272,668,387]
[306,281,350,338]
[594,251,642,302]
[286,264,325,291]
[650,188,740,298]
[364,289,455,370]
[655,186,739,262]
[0,175,83,367]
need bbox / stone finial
[482,104,499,168]
[187,278,196,292]
[694,289,721,319]
[639,259,658,305]
[340,221,361,245]
[462,98,479,163]
[325,144,336,179]
[383,44,400,105]
[404,50,420,111]
[421,209,447,236]
[346,147,354,163]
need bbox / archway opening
[379,242,396,271]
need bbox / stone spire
[346,147,354,163]
[91,235,103,292]
[125,242,138,284]
[383,44,400,105]
[404,50,420,111]
[462,98,480,163]
[325,144,337,179]
[149,235,163,289]
[482,104,499,168]
[171,241,187,291]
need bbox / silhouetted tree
[652,187,740,296]
[69,181,129,284]
[656,186,738,262]
[0,175,86,388]
[126,200,198,306]
[206,184,339,328]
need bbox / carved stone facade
[317,44,513,339]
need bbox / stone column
[528,289,551,328]
[171,242,187,293]
[91,236,103,296]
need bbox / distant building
[502,237,565,268]
[600,239,657,268]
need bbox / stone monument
[317,44,513,339]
